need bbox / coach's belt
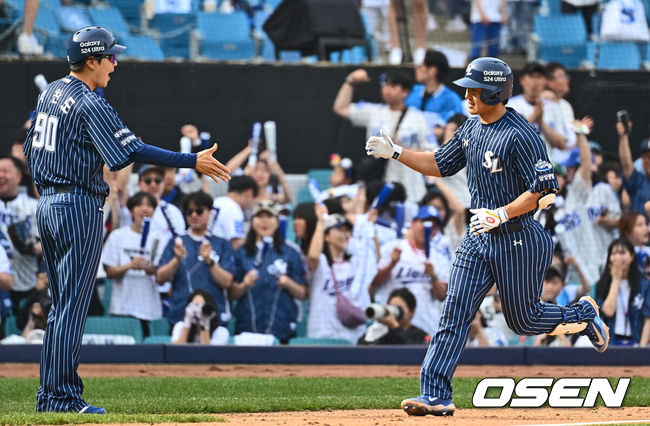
[41,185,104,201]
[52,185,75,193]
[487,222,522,235]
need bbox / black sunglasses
[142,177,163,185]
[186,207,206,216]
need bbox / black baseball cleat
[401,395,455,416]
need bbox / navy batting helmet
[66,26,126,64]
[453,57,513,106]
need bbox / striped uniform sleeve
[82,95,144,171]
[433,130,466,177]
[512,130,560,194]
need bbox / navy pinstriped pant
[420,219,595,400]
[36,191,104,412]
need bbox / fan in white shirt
[369,206,451,336]
[211,175,259,250]
[103,192,164,324]
[306,208,378,344]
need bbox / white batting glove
[365,129,402,160]
[469,207,508,234]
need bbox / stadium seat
[107,0,144,30]
[288,337,353,346]
[149,13,196,59]
[296,187,314,204]
[196,11,255,60]
[101,279,112,315]
[149,318,171,336]
[34,6,60,37]
[120,34,165,61]
[87,6,130,38]
[84,316,144,343]
[43,33,70,58]
[306,169,331,191]
[295,299,309,338]
[544,0,562,15]
[597,42,642,70]
[143,335,171,344]
[534,13,588,67]
[54,6,92,33]
[3,315,20,337]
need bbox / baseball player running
[23,26,230,414]
[365,57,610,417]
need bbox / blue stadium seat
[44,33,71,58]
[296,187,314,204]
[149,13,196,59]
[120,34,165,61]
[307,169,331,191]
[54,6,92,33]
[534,14,587,67]
[597,42,642,70]
[3,315,20,337]
[87,6,130,38]
[107,0,144,30]
[3,0,23,12]
[149,318,171,336]
[197,11,255,60]
[143,335,171,344]
[34,6,60,36]
[84,316,144,343]
[545,0,562,14]
[288,337,353,346]
[40,0,62,7]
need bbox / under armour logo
[463,138,469,147]
[513,239,523,246]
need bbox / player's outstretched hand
[469,207,508,235]
[365,129,401,159]
[196,143,231,183]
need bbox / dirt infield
[2,364,648,424]
[2,363,650,378]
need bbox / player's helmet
[66,26,126,64]
[453,57,513,106]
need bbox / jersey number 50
[33,112,58,152]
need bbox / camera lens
[202,303,215,316]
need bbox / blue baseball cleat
[401,395,455,416]
[78,405,107,414]
[578,296,610,353]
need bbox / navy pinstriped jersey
[24,75,143,197]
[435,108,559,220]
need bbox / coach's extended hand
[196,143,231,183]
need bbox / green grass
[0,377,648,424]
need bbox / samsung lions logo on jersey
[535,160,553,172]
[482,151,502,173]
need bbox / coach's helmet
[66,26,126,64]
[453,57,513,106]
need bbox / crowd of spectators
[1,49,649,350]
[10,0,649,68]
